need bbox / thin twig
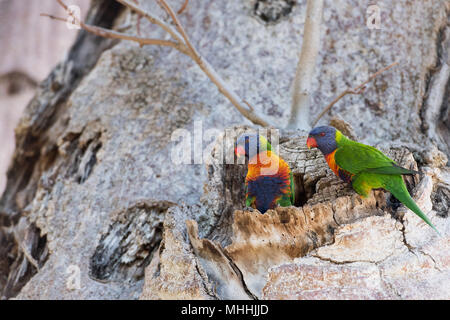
[156,0,199,57]
[311,61,399,127]
[117,0,185,44]
[244,100,255,112]
[41,13,187,53]
[177,0,189,15]
[39,14,67,23]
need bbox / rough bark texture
[0,0,449,299]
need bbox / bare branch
[155,0,199,57]
[287,0,324,130]
[311,61,399,127]
[116,0,185,44]
[41,12,188,54]
[40,13,67,23]
[177,0,189,15]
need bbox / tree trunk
[0,0,449,299]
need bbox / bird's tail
[385,179,440,235]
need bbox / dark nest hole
[387,194,402,214]
[292,172,317,207]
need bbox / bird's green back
[334,133,396,175]
[334,131,419,176]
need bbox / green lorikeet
[307,126,439,234]
[235,134,295,213]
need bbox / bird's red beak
[306,136,317,149]
[235,145,246,157]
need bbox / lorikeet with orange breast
[235,134,294,213]
[307,126,439,234]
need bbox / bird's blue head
[235,133,270,160]
[307,126,338,155]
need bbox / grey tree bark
[0,0,449,299]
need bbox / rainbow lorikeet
[235,134,295,213]
[306,126,439,234]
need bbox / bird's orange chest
[246,151,290,181]
[325,150,340,177]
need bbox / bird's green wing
[245,182,255,207]
[246,196,255,207]
[334,142,397,175]
[364,165,420,175]
[276,195,292,207]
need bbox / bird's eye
[320,132,325,137]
